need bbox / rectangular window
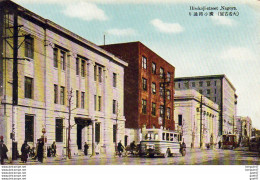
[53,48,58,68]
[214,81,217,86]
[192,82,195,87]
[178,83,180,88]
[152,103,156,116]
[60,86,65,105]
[178,114,183,126]
[55,118,63,142]
[151,82,156,94]
[167,108,171,119]
[142,99,147,114]
[207,81,211,86]
[25,115,34,142]
[152,62,156,74]
[95,123,100,143]
[113,73,117,87]
[142,56,147,69]
[81,92,85,108]
[215,89,217,94]
[160,68,164,78]
[207,89,210,95]
[199,81,203,87]
[98,67,102,82]
[81,60,85,77]
[167,72,171,81]
[94,95,97,111]
[184,82,189,89]
[214,97,217,102]
[54,84,58,104]
[160,86,164,97]
[25,77,33,99]
[94,65,97,81]
[142,78,147,91]
[113,100,117,114]
[113,125,117,143]
[160,105,164,118]
[76,90,79,108]
[25,37,33,59]
[98,96,102,111]
[60,51,65,70]
[167,90,171,100]
[76,58,79,75]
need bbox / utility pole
[200,95,203,148]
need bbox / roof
[0,0,128,67]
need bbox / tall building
[0,0,128,157]
[175,75,237,135]
[236,116,252,140]
[101,42,175,144]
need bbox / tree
[67,88,73,159]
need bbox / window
[25,115,34,142]
[214,81,217,86]
[81,92,85,108]
[95,123,100,143]
[60,51,65,70]
[160,105,164,118]
[94,65,97,81]
[25,37,33,59]
[152,103,156,116]
[113,100,117,114]
[113,73,117,87]
[207,81,211,86]
[142,56,147,69]
[98,67,102,82]
[214,97,217,102]
[53,48,58,68]
[160,86,164,97]
[207,89,210,95]
[54,84,58,104]
[25,77,33,99]
[76,90,79,108]
[178,83,180,88]
[167,108,171,119]
[81,60,85,77]
[178,114,182,126]
[98,96,102,111]
[167,90,171,100]
[214,89,217,94]
[142,99,147,114]
[113,125,117,143]
[160,68,164,78]
[94,95,97,111]
[55,118,63,142]
[142,78,147,90]
[192,82,195,87]
[167,72,171,81]
[60,86,65,105]
[152,62,156,74]
[199,81,203,87]
[199,90,202,94]
[151,82,156,94]
[184,82,189,89]
[76,58,79,75]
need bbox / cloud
[210,16,235,26]
[62,2,108,21]
[150,19,184,34]
[220,47,257,62]
[106,28,137,36]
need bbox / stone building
[100,42,175,145]
[175,75,237,135]
[236,116,252,144]
[174,89,219,148]
[0,0,128,158]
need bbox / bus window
[154,134,158,140]
[170,134,173,141]
[162,133,165,140]
[166,133,169,141]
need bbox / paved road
[6,148,260,165]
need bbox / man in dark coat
[37,139,44,163]
[117,140,124,157]
[51,141,57,157]
[21,141,30,163]
[84,142,89,156]
[0,140,8,165]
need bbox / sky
[15,0,260,129]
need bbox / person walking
[84,142,89,156]
[130,141,136,155]
[218,141,221,149]
[0,139,8,165]
[51,141,57,157]
[117,140,124,157]
[37,139,44,163]
[21,141,30,163]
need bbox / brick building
[101,42,175,144]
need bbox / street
[7,148,260,165]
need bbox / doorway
[77,124,83,150]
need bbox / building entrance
[77,124,84,150]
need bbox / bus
[221,134,239,149]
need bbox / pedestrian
[117,140,124,157]
[0,139,8,165]
[84,142,89,156]
[51,141,57,157]
[130,141,136,154]
[21,140,30,163]
[37,139,44,163]
[218,141,221,149]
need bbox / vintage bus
[221,134,239,149]
[249,137,260,152]
[140,128,185,157]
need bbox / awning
[74,117,92,127]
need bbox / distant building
[0,0,127,157]
[101,42,175,145]
[252,128,260,137]
[236,116,252,139]
[174,89,219,148]
[175,75,237,135]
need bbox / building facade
[0,0,128,158]
[175,75,237,135]
[101,42,175,145]
[236,116,252,143]
[174,89,219,148]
